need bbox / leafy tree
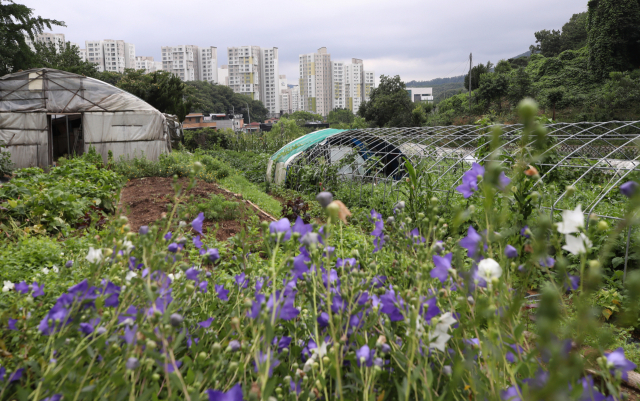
[560,12,588,51]
[464,62,492,91]
[507,67,533,105]
[185,80,268,123]
[31,41,98,77]
[358,75,414,127]
[0,0,64,76]
[411,104,428,126]
[288,110,323,125]
[268,117,305,142]
[546,87,565,120]
[533,29,563,57]
[327,108,355,124]
[587,0,640,79]
[116,70,192,121]
[95,71,122,86]
[477,72,510,112]
[494,60,512,74]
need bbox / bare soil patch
[119,177,275,241]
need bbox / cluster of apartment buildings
[25,34,377,118]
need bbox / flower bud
[597,220,609,232]
[565,185,576,196]
[170,313,184,327]
[146,340,157,349]
[126,357,140,370]
[518,98,538,121]
[316,192,333,208]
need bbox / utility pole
[469,53,472,114]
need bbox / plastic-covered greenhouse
[0,68,176,168]
[269,123,640,276]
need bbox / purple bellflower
[460,226,483,260]
[15,281,29,294]
[499,172,511,191]
[621,181,638,198]
[370,209,385,253]
[292,216,312,241]
[605,347,637,380]
[235,273,249,289]
[192,212,205,235]
[505,245,518,259]
[215,284,229,301]
[207,383,243,401]
[431,253,453,283]
[270,218,292,241]
[193,235,203,249]
[456,163,485,198]
[356,345,376,367]
[380,288,404,322]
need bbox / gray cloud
[27,0,587,84]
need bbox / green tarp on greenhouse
[267,128,347,185]
[270,129,346,163]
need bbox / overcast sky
[26,0,587,85]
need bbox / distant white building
[135,56,157,74]
[332,61,346,110]
[300,48,375,116]
[260,47,280,117]
[199,47,218,83]
[218,65,229,86]
[24,33,66,51]
[161,45,218,82]
[406,87,434,103]
[161,45,198,81]
[85,39,136,73]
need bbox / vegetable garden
[1,100,640,401]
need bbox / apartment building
[161,45,199,81]
[339,59,376,114]
[260,47,280,117]
[218,65,229,86]
[290,85,300,113]
[332,61,346,110]
[85,39,135,73]
[227,46,261,101]
[299,47,332,116]
[199,47,218,83]
[24,33,66,51]
[135,56,158,74]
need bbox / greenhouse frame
[269,122,640,278]
[0,68,177,169]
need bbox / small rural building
[0,68,176,169]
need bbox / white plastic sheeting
[0,68,171,169]
[0,112,48,168]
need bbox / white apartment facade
[25,33,66,51]
[199,47,218,83]
[85,39,136,73]
[332,61,346,110]
[260,47,280,117]
[299,47,332,117]
[135,56,157,74]
[218,65,229,86]
[161,45,199,81]
[227,46,261,101]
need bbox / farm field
[1,103,640,401]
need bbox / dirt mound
[119,177,275,241]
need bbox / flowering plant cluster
[1,100,639,401]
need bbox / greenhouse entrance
[49,113,84,162]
